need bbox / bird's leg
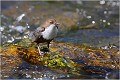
[47,42,50,48]
[37,44,41,55]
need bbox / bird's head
[42,19,60,29]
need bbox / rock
[1,38,119,79]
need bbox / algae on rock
[1,38,119,76]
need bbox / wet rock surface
[1,39,119,79]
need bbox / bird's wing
[29,27,45,42]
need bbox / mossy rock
[1,38,120,75]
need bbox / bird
[29,19,59,55]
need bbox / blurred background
[1,1,119,48]
[1,0,120,79]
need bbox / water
[1,1,119,79]
[57,28,119,47]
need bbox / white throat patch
[41,24,58,40]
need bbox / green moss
[17,38,33,47]
[44,55,67,68]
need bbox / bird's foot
[37,45,43,56]
[38,52,44,57]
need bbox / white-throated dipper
[29,19,59,55]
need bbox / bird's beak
[55,23,60,29]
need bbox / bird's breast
[41,26,58,40]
